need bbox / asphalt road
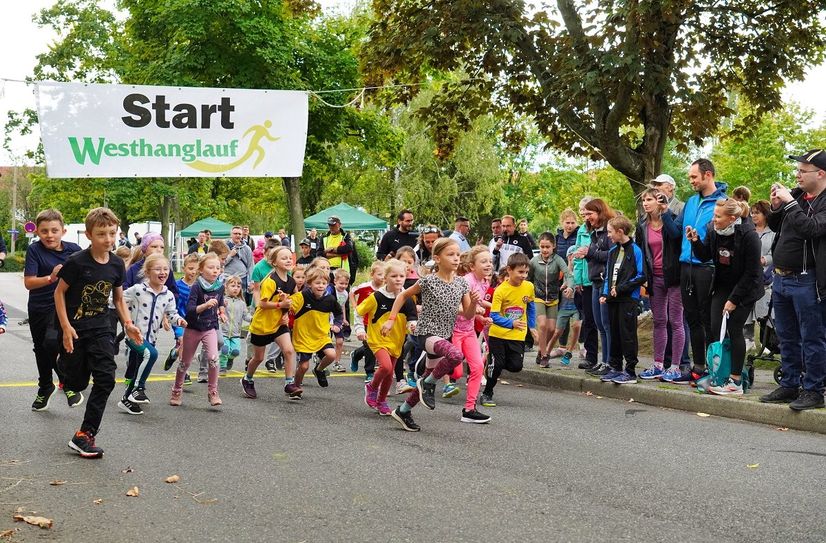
[2,273,826,542]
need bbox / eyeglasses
[796,169,821,175]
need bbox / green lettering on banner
[154,144,168,157]
[68,137,105,165]
[104,143,118,156]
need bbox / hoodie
[572,224,592,287]
[663,181,728,265]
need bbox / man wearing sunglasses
[376,209,418,260]
[760,149,826,411]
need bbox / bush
[0,252,25,272]
[355,240,376,271]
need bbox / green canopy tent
[179,217,234,238]
[303,203,387,231]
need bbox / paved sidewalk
[509,355,826,434]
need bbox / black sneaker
[417,377,437,410]
[578,360,597,370]
[759,386,800,404]
[183,373,193,387]
[32,384,56,411]
[460,408,491,424]
[313,364,329,387]
[128,388,150,404]
[68,430,104,458]
[65,390,84,408]
[117,398,144,415]
[585,363,605,375]
[163,347,178,371]
[789,390,825,411]
[275,354,285,371]
[265,359,277,373]
[591,364,612,377]
[391,407,421,432]
[226,357,234,370]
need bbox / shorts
[556,307,581,330]
[249,325,290,347]
[297,343,335,362]
[333,323,351,340]
[487,336,525,373]
[535,300,558,320]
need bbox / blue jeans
[592,283,611,364]
[772,273,826,392]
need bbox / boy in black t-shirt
[55,208,141,458]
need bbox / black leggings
[709,291,753,376]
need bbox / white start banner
[36,81,309,178]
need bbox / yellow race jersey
[489,280,535,341]
[357,289,417,358]
[290,288,342,353]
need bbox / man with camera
[760,149,826,410]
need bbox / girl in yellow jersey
[358,259,418,416]
[242,247,300,400]
[290,267,343,392]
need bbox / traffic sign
[24,221,36,233]
[6,229,18,234]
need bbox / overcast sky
[1,0,823,164]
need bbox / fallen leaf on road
[0,528,18,538]
[628,398,635,403]
[696,412,711,418]
[747,464,759,469]
[584,391,594,396]
[595,396,603,399]
[49,480,66,486]
[164,475,180,484]
[126,486,140,497]
[515,384,523,387]
[93,499,103,505]
[776,427,789,432]
[121,467,133,474]
[501,380,510,385]
[13,514,53,529]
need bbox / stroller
[746,299,794,386]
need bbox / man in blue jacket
[662,159,727,383]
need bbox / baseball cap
[327,216,341,225]
[788,149,826,171]
[264,231,274,238]
[299,238,311,246]
[651,173,676,186]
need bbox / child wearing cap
[297,238,314,265]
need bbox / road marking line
[0,372,363,388]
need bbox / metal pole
[10,166,18,253]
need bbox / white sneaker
[708,378,744,396]
[396,380,414,394]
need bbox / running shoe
[313,364,329,387]
[197,375,208,384]
[65,390,84,408]
[480,393,496,407]
[275,354,285,370]
[585,363,607,376]
[561,352,573,366]
[591,364,612,377]
[332,362,346,373]
[539,356,551,369]
[669,370,693,385]
[578,359,598,370]
[128,388,150,404]
[600,369,623,382]
[391,407,420,432]
[364,382,378,409]
[789,390,825,411]
[708,378,743,396]
[169,389,183,406]
[406,377,417,389]
[377,401,392,416]
[549,347,565,358]
[284,382,303,400]
[417,378,437,410]
[442,383,460,398]
[241,377,257,399]
[350,353,359,373]
[32,384,56,411]
[460,409,491,424]
[265,359,277,373]
[396,380,414,394]
[183,373,193,386]
[659,367,682,383]
[364,372,374,383]
[759,386,800,404]
[163,347,179,371]
[611,371,637,384]
[117,398,144,415]
[226,357,234,370]
[208,390,222,406]
[68,430,103,459]
[688,368,706,387]
[639,367,663,380]
[219,368,227,376]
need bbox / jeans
[680,264,715,368]
[591,282,611,364]
[772,273,826,392]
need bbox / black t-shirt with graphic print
[57,249,125,333]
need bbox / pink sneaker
[549,348,565,358]
[364,383,378,410]
[169,389,182,406]
[377,401,392,416]
[208,390,222,406]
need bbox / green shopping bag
[706,313,732,387]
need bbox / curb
[509,368,826,435]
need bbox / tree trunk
[282,177,304,251]
[159,194,173,256]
